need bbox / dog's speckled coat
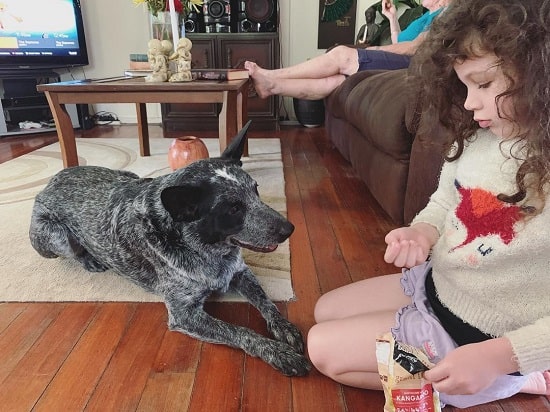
[29,122,310,376]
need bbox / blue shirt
[397,8,443,42]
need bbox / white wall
[74,0,377,123]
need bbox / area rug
[0,137,294,302]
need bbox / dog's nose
[278,221,295,239]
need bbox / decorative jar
[168,136,209,170]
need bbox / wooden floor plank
[136,330,202,412]
[84,303,168,412]
[282,131,346,411]
[136,372,195,412]
[0,302,27,334]
[0,304,98,411]
[0,303,62,385]
[242,304,293,412]
[188,303,248,412]
[150,326,202,374]
[33,303,137,411]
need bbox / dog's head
[159,121,294,252]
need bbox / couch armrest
[324,70,388,120]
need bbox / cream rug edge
[0,137,294,303]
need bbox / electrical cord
[92,111,120,125]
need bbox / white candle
[168,0,179,46]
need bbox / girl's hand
[424,338,518,395]
[384,223,438,268]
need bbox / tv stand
[0,70,80,137]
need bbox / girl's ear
[160,184,211,222]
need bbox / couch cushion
[344,69,413,160]
[324,70,387,120]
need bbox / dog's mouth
[229,237,278,253]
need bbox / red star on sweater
[453,180,522,250]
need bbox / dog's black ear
[160,185,210,222]
[219,120,252,164]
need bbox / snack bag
[376,332,442,412]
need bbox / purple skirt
[391,261,527,408]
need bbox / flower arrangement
[133,0,203,17]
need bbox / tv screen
[0,0,88,71]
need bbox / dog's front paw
[268,317,305,354]
[260,340,311,377]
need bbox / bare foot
[520,370,550,395]
[244,60,275,99]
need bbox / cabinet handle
[202,49,210,68]
[225,48,232,68]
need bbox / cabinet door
[162,37,218,132]
[189,37,216,69]
[218,35,279,125]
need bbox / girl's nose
[463,91,480,111]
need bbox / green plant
[369,0,426,46]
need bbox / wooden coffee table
[37,77,249,167]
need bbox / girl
[307,0,550,408]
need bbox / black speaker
[237,0,277,33]
[203,0,231,33]
[184,10,203,33]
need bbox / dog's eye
[228,204,241,215]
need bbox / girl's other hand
[384,223,438,268]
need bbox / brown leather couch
[324,68,446,224]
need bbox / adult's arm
[370,32,427,56]
[381,0,401,43]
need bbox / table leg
[220,89,249,156]
[237,85,249,157]
[136,103,150,157]
[219,90,233,153]
[44,92,78,167]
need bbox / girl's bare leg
[245,45,359,99]
[308,273,410,389]
[314,272,408,322]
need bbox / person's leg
[314,272,408,322]
[308,273,410,389]
[357,49,412,71]
[308,310,398,389]
[251,76,346,100]
[245,45,359,99]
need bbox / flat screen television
[0,0,88,72]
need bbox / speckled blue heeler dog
[29,121,310,376]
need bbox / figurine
[145,39,172,83]
[356,6,380,46]
[169,37,193,82]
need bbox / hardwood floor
[1,125,548,411]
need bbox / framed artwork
[317,0,357,49]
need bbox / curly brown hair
[411,0,550,211]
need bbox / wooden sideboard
[161,32,280,133]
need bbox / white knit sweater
[412,129,550,375]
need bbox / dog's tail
[219,120,252,164]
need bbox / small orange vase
[168,136,209,170]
